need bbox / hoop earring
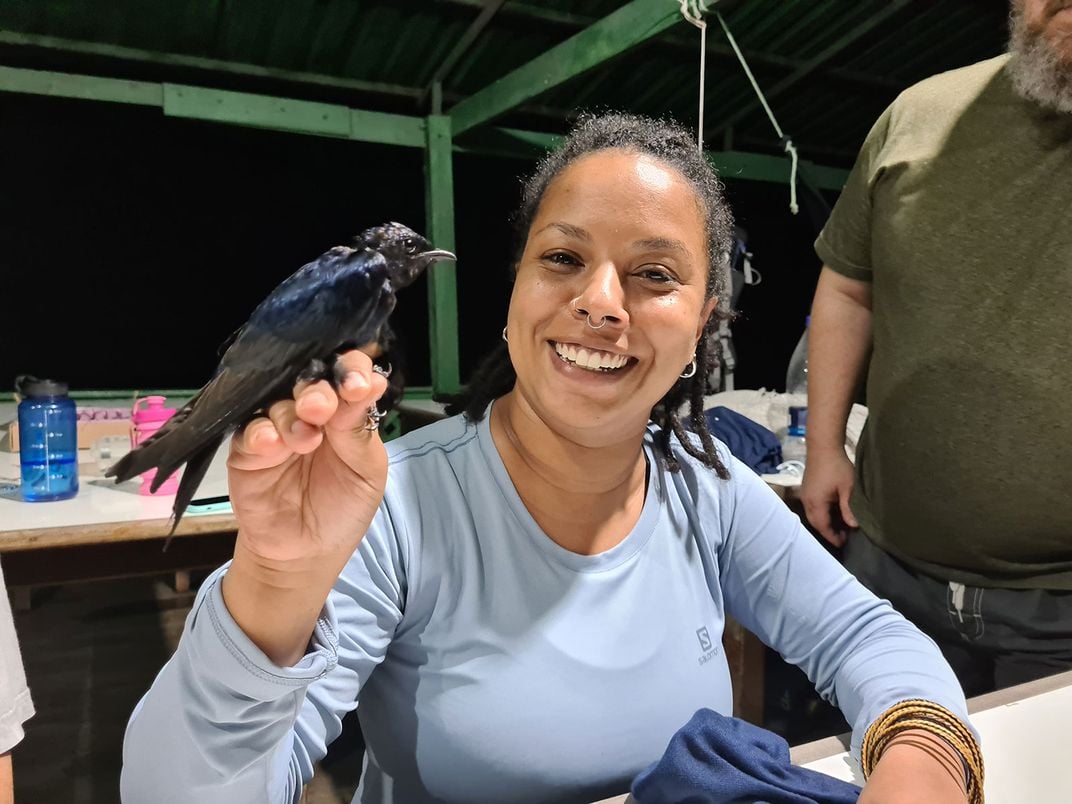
[502,327,508,342]
[680,357,697,379]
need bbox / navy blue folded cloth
[632,708,861,804]
[702,406,783,475]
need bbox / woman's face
[505,149,716,443]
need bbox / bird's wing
[215,322,245,358]
[108,247,394,487]
[226,246,392,361]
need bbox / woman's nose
[572,264,629,329]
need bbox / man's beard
[1008,1,1072,113]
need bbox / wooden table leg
[723,615,766,725]
[173,570,191,594]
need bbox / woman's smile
[550,340,632,373]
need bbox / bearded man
[801,0,1072,697]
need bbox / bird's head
[354,222,456,289]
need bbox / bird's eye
[402,237,417,251]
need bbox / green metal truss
[447,0,682,136]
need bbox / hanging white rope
[714,11,800,215]
[677,0,708,152]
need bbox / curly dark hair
[443,112,735,478]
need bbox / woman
[121,114,980,804]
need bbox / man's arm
[801,266,873,546]
[1,751,13,804]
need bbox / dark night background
[0,92,827,396]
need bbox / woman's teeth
[554,342,629,372]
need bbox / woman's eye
[639,267,675,284]
[543,252,579,266]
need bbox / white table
[794,670,1072,801]
[0,446,236,596]
[596,670,1072,803]
[0,448,232,551]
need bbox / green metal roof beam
[0,65,848,187]
[453,130,849,189]
[453,126,561,159]
[0,63,162,106]
[709,0,913,138]
[163,84,351,138]
[0,65,428,145]
[163,84,427,145]
[448,0,682,136]
[0,30,423,101]
[709,151,847,191]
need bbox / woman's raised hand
[221,348,390,665]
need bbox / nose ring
[572,300,607,330]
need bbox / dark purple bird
[106,222,454,541]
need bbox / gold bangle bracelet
[862,699,984,804]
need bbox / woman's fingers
[326,351,390,434]
[267,399,324,454]
[293,379,338,427]
[229,350,388,472]
[229,416,293,471]
[230,391,326,471]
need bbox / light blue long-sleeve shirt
[121,411,970,803]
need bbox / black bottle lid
[15,375,70,398]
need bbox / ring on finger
[364,405,386,431]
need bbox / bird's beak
[419,249,456,263]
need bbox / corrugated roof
[0,0,1012,166]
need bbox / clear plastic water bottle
[16,375,79,501]
[782,316,810,464]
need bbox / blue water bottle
[16,375,79,501]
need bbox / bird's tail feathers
[162,436,224,551]
[104,389,204,484]
[106,427,176,484]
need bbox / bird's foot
[326,359,391,389]
[297,358,332,386]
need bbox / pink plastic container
[131,396,180,496]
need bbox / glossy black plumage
[105,222,454,542]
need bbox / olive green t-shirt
[816,54,1072,590]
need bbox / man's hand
[801,448,858,547]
